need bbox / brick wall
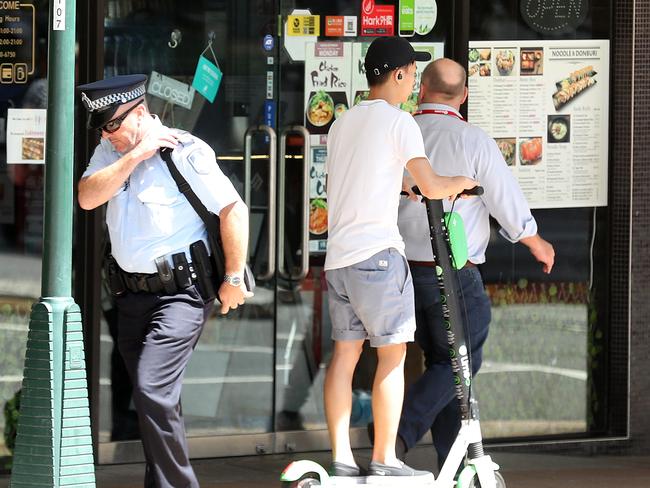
[628,0,650,454]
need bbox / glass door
[97,0,282,462]
[272,0,457,452]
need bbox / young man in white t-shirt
[324,37,477,478]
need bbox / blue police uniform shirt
[82,116,242,273]
[398,103,538,264]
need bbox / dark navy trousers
[116,284,212,488]
[398,265,491,468]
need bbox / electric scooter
[281,187,506,488]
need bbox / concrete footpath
[1,448,649,487]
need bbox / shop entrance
[78,0,466,464]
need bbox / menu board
[467,40,610,209]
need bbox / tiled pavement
[1,447,649,487]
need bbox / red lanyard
[413,109,465,121]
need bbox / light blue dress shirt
[398,103,538,264]
[82,117,242,273]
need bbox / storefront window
[80,0,615,462]
[468,0,611,439]
[0,0,48,457]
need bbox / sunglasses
[98,99,144,134]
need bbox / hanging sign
[192,39,222,103]
[192,56,222,103]
[521,0,589,34]
[148,71,195,109]
[287,14,320,36]
[361,0,395,36]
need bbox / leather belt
[408,260,437,268]
[120,271,165,294]
[408,260,476,269]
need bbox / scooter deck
[328,474,436,486]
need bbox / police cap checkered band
[77,74,148,129]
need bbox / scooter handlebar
[400,185,484,197]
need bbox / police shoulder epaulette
[172,129,195,147]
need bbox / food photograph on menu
[519,137,543,166]
[468,48,491,77]
[495,137,517,166]
[547,115,571,143]
[552,65,598,110]
[309,198,328,238]
[520,48,544,75]
[495,49,516,76]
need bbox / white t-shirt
[324,99,428,271]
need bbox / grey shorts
[326,248,416,347]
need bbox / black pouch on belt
[190,240,216,301]
[155,256,178,295]
[104,254,127,296]
[172,253,193,289]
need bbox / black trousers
[116,284,212,488]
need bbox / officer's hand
[132,127,178,162]
[218,282,254,315]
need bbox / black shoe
[329,461,364,477]
[367,460,433,478]
[366,422,407,461]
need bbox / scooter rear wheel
[283,475,321,487]
[466,470,506,488]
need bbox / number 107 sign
[53,0,65,31]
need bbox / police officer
[77,74,252,487]
[395,58,555,470]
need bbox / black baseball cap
[364,37,432,76]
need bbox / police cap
[77,74,147,130]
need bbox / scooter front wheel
[464,470,506,488]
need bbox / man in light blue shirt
[78,75,252,487]
[395,58,555,470]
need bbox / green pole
[10,0,96,486]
